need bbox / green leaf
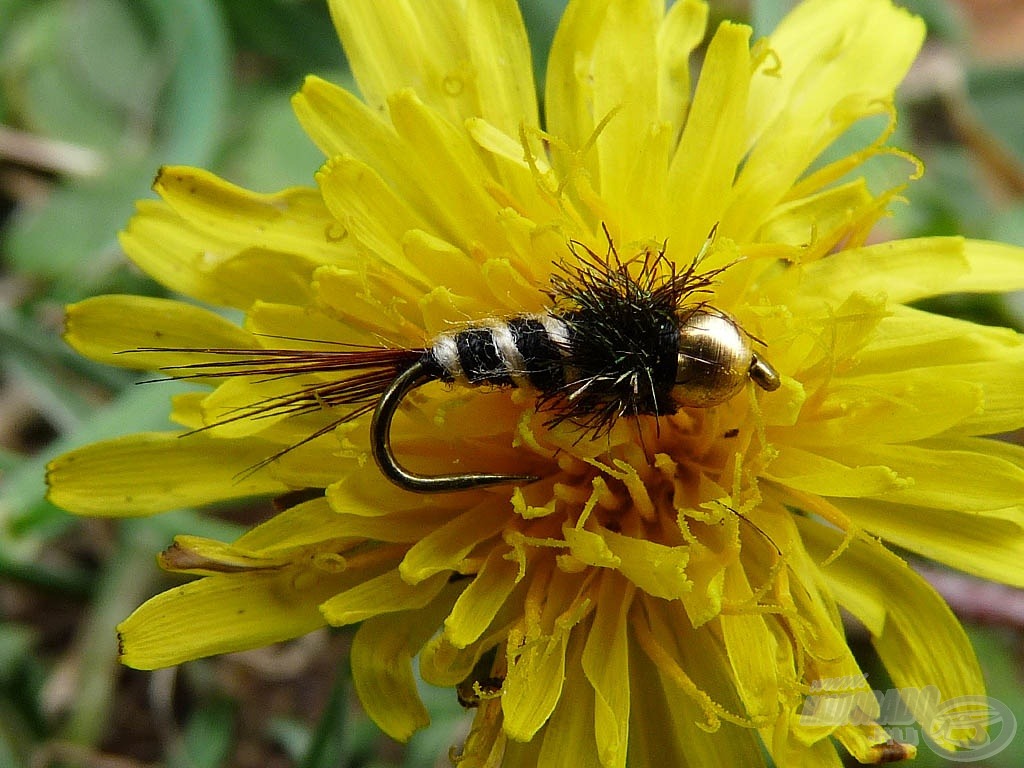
[962,626,1024,768]
[0,0,30,37]
[67,0,156,114]
[3,3,125,147]
[4,163,156,297]
[142,0,231,166]
[891,148,987,238]
[0,702,30,768]
[0,379,192,547]
[220,0,342,79]
[299,664,350,768]
[266,718,312,762]
[518,0,565,93]
[171,697,237,768]
[0,626,34,685]
[750,0,796,37]
[220,84,324,190]
[967,65,1024,162]
[893,0,967,44]
[991,202,1024,248]
[59,519,170,746]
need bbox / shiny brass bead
[674,310,780,407]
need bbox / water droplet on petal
[325,222,348,242]
[442,73,465,97]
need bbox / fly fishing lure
[145,230,780,493]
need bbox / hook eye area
[370,359,540,493]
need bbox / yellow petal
[666,20,752,257]
[502,733,543,766]
[418,282,487,337]
[785,237,969,307]
[399,502,514,584]
[720,570,779,721]
[245,299,386,348]
[465,0,540,136]
[502,628,570,741]
[349,586,461,742]
[258,505,459,549]
[778,534,858,666]
[603,527,691,600]
[405,229,512,309]
[545,0,611,179]
[233,496,339,550]
[311,264,425,343]
[818,438,1024,511]
[728,0,925,240]
[120,168,340,308]
[464,116,550,220]
[770,292,888,381]
[159,535,300,574]
[951,239,1024,293]
[764,445,908,498]
[858,306,1022,372]
[656,0,708,142]
[756,179,874,251]
[590,0,660,218]
[837,497,1024,587]
[850,309,1024,436]
[118,567,352,669]
[791,373,983,446]
[444,547,521,648]
[502,572,590,741]
[676,542,726,627]
[418,631,482,688]
[205,249,317,307]
[326,465,469,519]
[386,89,504,253]
[746,0,922,149]
[291,76,416,203]
[563,526,620,569]
[328,0,475,127]
[581,575,632,768]
[320,569,449,626]
[536,629,603,768]
[314,155,432,284]
[833,722,917,764]
[153,166,343,265]
[64,295,255,369]
[119,202,261,308]
[766,736,842,768]
[801,520,986,755]
[47,432,287,516]
[634,596,769,764]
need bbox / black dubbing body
[561,305,680,417]
[456,328,512,386]
[506,316,565,392]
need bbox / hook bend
[370,359,540,493]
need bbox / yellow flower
[47,0,1024,765]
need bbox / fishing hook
[370,360,541,493]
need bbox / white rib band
[490,322,527,385]
[432,334,463,380]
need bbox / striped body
[424,314,568,392]
[421,310,681,418]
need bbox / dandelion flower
[48,0,1024,765]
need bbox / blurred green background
[0,0,1022,766]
